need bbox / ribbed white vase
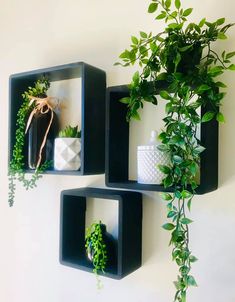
[54,138,81,171]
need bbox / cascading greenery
[116,0,235,301]
[8,78,51,207]
[85,221,108,289]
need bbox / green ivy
[116,1,235,301]
[8,78,51,207]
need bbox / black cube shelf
[9,62,106,175]
[105,84,218,194]
[60,187,142,280]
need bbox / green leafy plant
[116,1,235,301]
[85,221,108,289]
[8,78,51,207]
[59,125,81,138]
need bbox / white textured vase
[54,138,81,171]
[137,145,170,184]
[137,130,170,184]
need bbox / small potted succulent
[85,221,115,288]
[54,125,81,171]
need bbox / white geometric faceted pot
[54,138,81,171]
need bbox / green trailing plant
[8,78,52,207]
[116,0,235,301]
[59,125,81,138]
[85,221,108,289]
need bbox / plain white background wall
[1,0,235,301]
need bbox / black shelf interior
[9,62,106,175]
[105,84,218,194]
[60,187,142,280]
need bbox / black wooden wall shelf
[60,187,142,279]
[9,62,106,175]
[105,84,218,194]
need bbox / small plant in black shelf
[8,77,58,207]
[85,221,115,288]
[54,125,81,171]
[116,0,235,301]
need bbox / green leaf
[179,45,192,52]
[199,18,206,27]
[175,0,181,9]
[131,36,138,45]
[132,111,141,120]
[197,84,211,93]
[216,17,225,25]
[167,211,177,218]
[156,12,166,19]
[168,23,179,29]
[158,164,171,174]
[172,155,183,164]
[119,97,130,104]
[140,31,148,38]
[165,0,171,9]
[228,64,235,70]
[132,71,140,84]
[119,50,130,59]
[226,51,235,59]
[218,32,227,39]
[215,81,227,88]
[148,2,158,13]
[187,275,198,287]
[181,190,193,199]
[216,112,225,123]
[164,175,173,187]
[160,90,171,100]
[183,8,193,17]
[162,223,175,231]
[157,144,168,152]
[182,291,186,302]
[181,217,193,224]
[189,255,198,263]
[160,192,173,201]
[194,145,206,154]
[201,111,215,122]
[187,198,192,211]
[208,66,224,77]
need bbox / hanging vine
[116,0,235,301]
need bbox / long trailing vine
[85,221,108,289]
[116,0,235,301]
[8,78,51,207]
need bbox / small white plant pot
[54,138,81,171]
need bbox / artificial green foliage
[85,221,108,289]
[117,1,235,301]
[8,78,51,207]
[59,125,81,138]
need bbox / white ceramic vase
[54,137,81,171]
[137,130,170,184]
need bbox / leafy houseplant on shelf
[85,221,108,289]
[54,125,81,171]
[116,0,235,301]
[8,78,58,207]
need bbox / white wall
[1,0,235,301]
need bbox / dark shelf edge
[106,180,217,195]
